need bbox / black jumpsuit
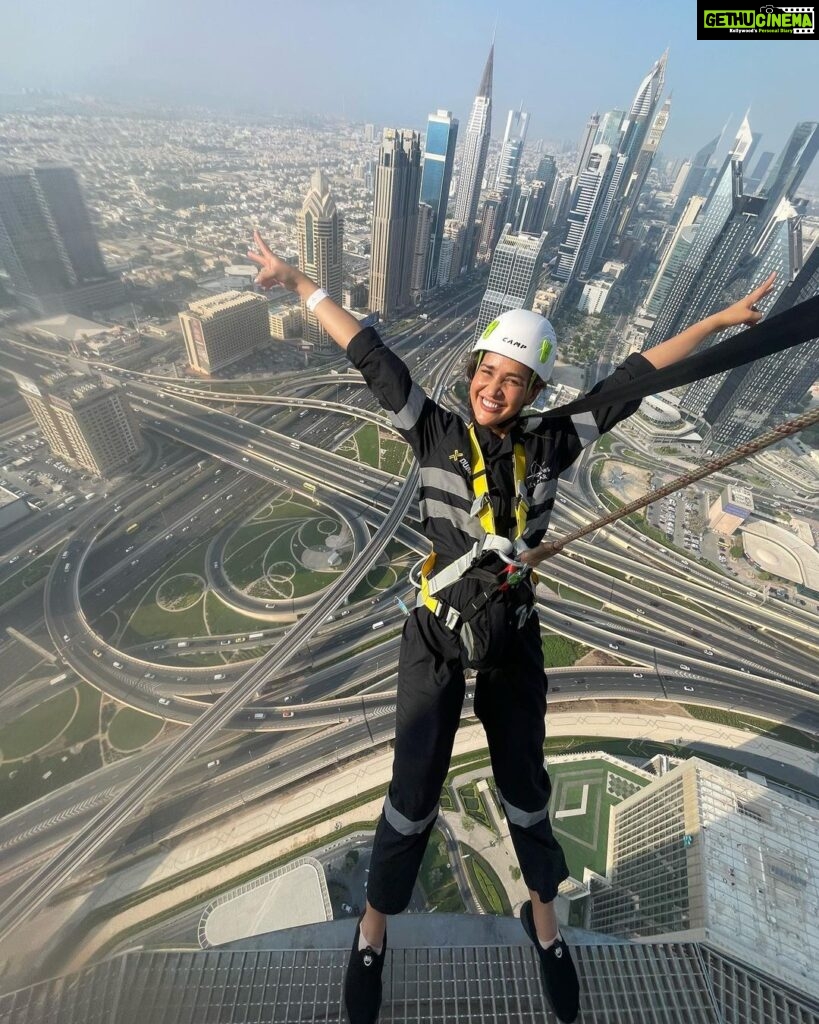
[346,326,653,913]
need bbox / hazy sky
[2,0,818,165]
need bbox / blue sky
[1,0,817,168]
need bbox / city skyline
[1,0,818,183]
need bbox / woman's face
[469,352,532,433]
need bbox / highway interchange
[0,283,817,940]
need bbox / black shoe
[344,917,387,1024]
[521,900,579,1023]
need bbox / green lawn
[108,707,165,751]
[681,703,819,753]
[461,845,512,915]
[418,828,466,913]
[457,781,496,832]
[62,681,102,746]
[547,758,650,879]
[541,633,589,667]
[0,689,77,760]
[203,593,270,635]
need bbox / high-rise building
[474,226,548,338]
[369,128,422,319]
[702,226,819,448]
[494,107,529,232]
[643,116,757,352]
[595,109,625,151]
[297,170,344,354]
[410,202,434,301]
[554,145,613,284]
[585,52,667,270]
[614,95,672,241]
[707,485,754,534]
[641,196,706,318]
[743,149,775,194]
[14,372,142,477]
[476,192,504,262]
[179,291,270,374]
[453,45,494,273]
[364,123,375,143]
[575,113,600,176]
[419,110,459,290]
[436,219,467,286]
[0,166,124,315]
[515,178,552,235]
[544,172,573,231]
[672,133,721,223]
[589,757,819,1003]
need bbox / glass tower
[419,110,459,291]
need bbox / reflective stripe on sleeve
[570,410,600,448]
[388,382,426,431]
[383,793,439,836]
[498,789,551,829]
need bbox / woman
[248,230,773,1024]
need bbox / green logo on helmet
[539,338,552,363]
[481,319,500,339]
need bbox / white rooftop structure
[199,857,331,948]
[741,520,819,593]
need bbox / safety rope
[530,406,819,563]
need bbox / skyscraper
[369,128,422,319]
[514,178,552,235]
[0,165,123,315]
[575,113,600,176]
[475,192,504,262]
[410,202,434,301]
[474,226,548,338]
[297,170,344,353]
[671,133,721,223]
[642,116,757,351]
[641,195,705,318]
[179,291,271,374]
[589,757,819,1003]
[494,107,529,234]
[595,109,626,151]
[419,110,458,291]
[544,172,573,231]
[14,372,143,477]
[554,145,613,284]
[453,45,494,274]
[614,94,672,241]
[702,211,818,448]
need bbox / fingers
[246,250,265,266]
[749,271,776,303]
[253,228,273,258]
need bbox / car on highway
[213,673,225,681]
[282,711,295,718]
[112,661,123,669]
[632,672,643,678]
[220,639,231,646]
[207,759,221,768]
[608,643,619,650]
[92,649,102,658]
[242,457,249,462]
[703,648,714,656]
[683,685,694,692]
[130,559,139,566]
[679,664,691,671]
[158,697,171,706]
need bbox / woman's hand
[716,272,777,330]
[246,229,303,292]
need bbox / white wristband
[306,288,329,313]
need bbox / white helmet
[472,308,558,387]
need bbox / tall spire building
[419,110,459,291]
[453,45,494,274]
[297,170,344,353]
[671,132,721,223]
[369,128,422,319]
[575,113,600,176]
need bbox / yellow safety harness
[419,424,533,627]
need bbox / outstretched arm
[247,229,362,350]
[642,273,777,370]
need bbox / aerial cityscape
[0,3,817,1021]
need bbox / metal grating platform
[1,925,817,1023]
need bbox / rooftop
[2,917,816,1023]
